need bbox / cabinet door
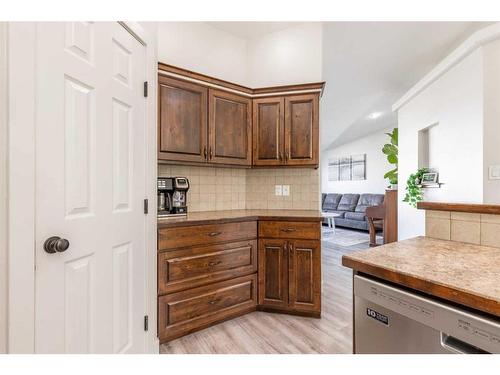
[158,76,208,162]
[258,239,288,308]
[252,97,284,166]
[288,239,321,314]
[208,89,252,166]
[284,94,319,166]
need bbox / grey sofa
[321,193,384,231]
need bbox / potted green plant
[382,127,398,190]
[403,168,428,208]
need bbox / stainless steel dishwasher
[354,274,500,354]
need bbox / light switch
[282,185,290,196]
[275,185,283,196]
[489,165,500,180]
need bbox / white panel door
[35,22,147,353]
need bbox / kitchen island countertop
[342,236,500,317]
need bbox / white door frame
[6,21,159,354]
[0,21,8,354]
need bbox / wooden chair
[365,190,398,247]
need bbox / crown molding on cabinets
[158,62,326,98]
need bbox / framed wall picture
[328,154,366,181]
[339,157,351,180]
[421,172,438,185]
[351,154,366,180]
[328,157,340,181]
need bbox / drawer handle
[208,261,222,267]
[208,231,222,237]
[208,298,221,305]
[280,228,297,232]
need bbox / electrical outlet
[275,185,283,196]
[489,165,500,180]
[282,185,290,196]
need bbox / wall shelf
[417,182,444,189]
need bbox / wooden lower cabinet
[157,219,321,342]
[159,274,257,342]
[158,240,257,294]
[288,239,321,313]
[258,239,288,308]
[258,222,321,317]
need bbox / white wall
[397,50,484,239]
[0,21,7,354]
[156,22,323,88]
[247,23,323,87]
[157,22,249,85]
[483,39,500,203]
[321,127,395,195]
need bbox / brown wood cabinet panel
[158,76,208,162]
[252,97,284,166]
[288,240,321,314]
[284,94,319,166]
[158,274,257,342]
[208,89,252,166]
[258,239,288,308]
[158,221,257,250]
[158,240,257,294]
[258,221,321,240]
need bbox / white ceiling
[208,22,305,39]
[320,22,492,150]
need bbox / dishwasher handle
[440,333,489,354]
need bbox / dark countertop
[342,236,500,317]
[417,201,500,214]
[158,209,323,229]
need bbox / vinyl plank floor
[160,227,370,354]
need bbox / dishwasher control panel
[369,285,435,320]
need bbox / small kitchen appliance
[157,177,189,217]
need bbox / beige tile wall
[246,168,320,210]
[425,210,500,248]
[158,165,246,212]
[157,165,321,212]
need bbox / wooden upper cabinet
[208,89,252,166]
[252,97,285,166]
[158,76,208,163]
[288,239,321,313]
[284,94,319,166]
[158,64,323,168]
[253,94,319,167]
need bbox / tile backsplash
[246,168,320,210]
[158,165,246,212]
[425,210,500,248]
[158,164,320,212]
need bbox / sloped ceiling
[321,22,491,150]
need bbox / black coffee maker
[157,177,189,217]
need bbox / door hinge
[143,81,148,97]
[143,198,149,214]
[144,315,149,331]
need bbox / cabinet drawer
[258,221,320,240]
[158,220,257,250]
[158,240,257,294]
[158,274,257,342]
